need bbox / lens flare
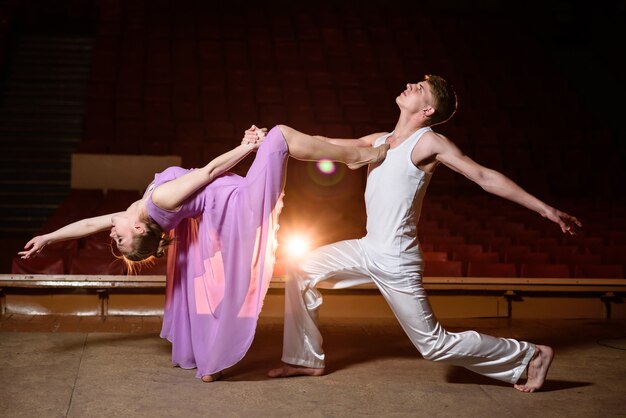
[306,160,345,189]
[316,159,336,174]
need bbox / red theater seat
[466,262,517,278]
[136,257,168,275]
[505,250,550,264]
[519,263,571,278]
[82,232,114,252]
[69,256,126,275]
[422,251,449,262]
[423,261,462,277]
[11,256,65,274]
[574,264,624,278]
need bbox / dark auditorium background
[0,0,624,275]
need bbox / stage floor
[1,315,625,417]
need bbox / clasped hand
[242,125,267,150]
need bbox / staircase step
[0,168,70,181]
[0,179,70,193]
[9,62,91,74]
[0,225,42,238]
[0,155,71,168]
[0,190,68,205]
[9,72,90,83]
[0,122,82,131]
[10,55,92,66]
[0,103,85,116]
[0,116,84,130]
[2,150,78,161]
[1,96,86,107]
[0,120,82,134]
[0,133,81,143]
[4,82,88,97]
[17,37,93,50]
[13,50,92,61]
[0,217,51,235]
[0,205,59,219]
[9,58,92,73]
[0,112,83,122]
[1,147,78,159]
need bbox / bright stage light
[285,236,310,258]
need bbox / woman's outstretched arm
[18,213,118,259]
[151,129,261,211]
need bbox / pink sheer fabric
[145,127,288,377]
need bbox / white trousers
[282,239,536,384]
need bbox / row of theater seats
[421,254,624,278]
[12,249,622,278]
[414,193,625,278]
[11,190,626,278]
[12,236,624,278]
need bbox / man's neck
[391,122,427,142]
[393,113,427,141]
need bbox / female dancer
[19,125,389,382]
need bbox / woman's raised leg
[276,125,388,169]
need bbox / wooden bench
[1,274,625,318]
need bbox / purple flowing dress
[144,126,288,378]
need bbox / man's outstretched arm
[433,134,582,234]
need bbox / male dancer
[267,75,582,392]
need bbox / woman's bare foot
[201,371,223,382]
[267,363,325,378]
[514,345,554,393]
[347,144,390,170]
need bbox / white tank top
[360,127,433,272]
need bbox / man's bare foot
[201,371,223,382]
[267,363,325,378]
[347,143,390,170]
[514,345,554,393]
